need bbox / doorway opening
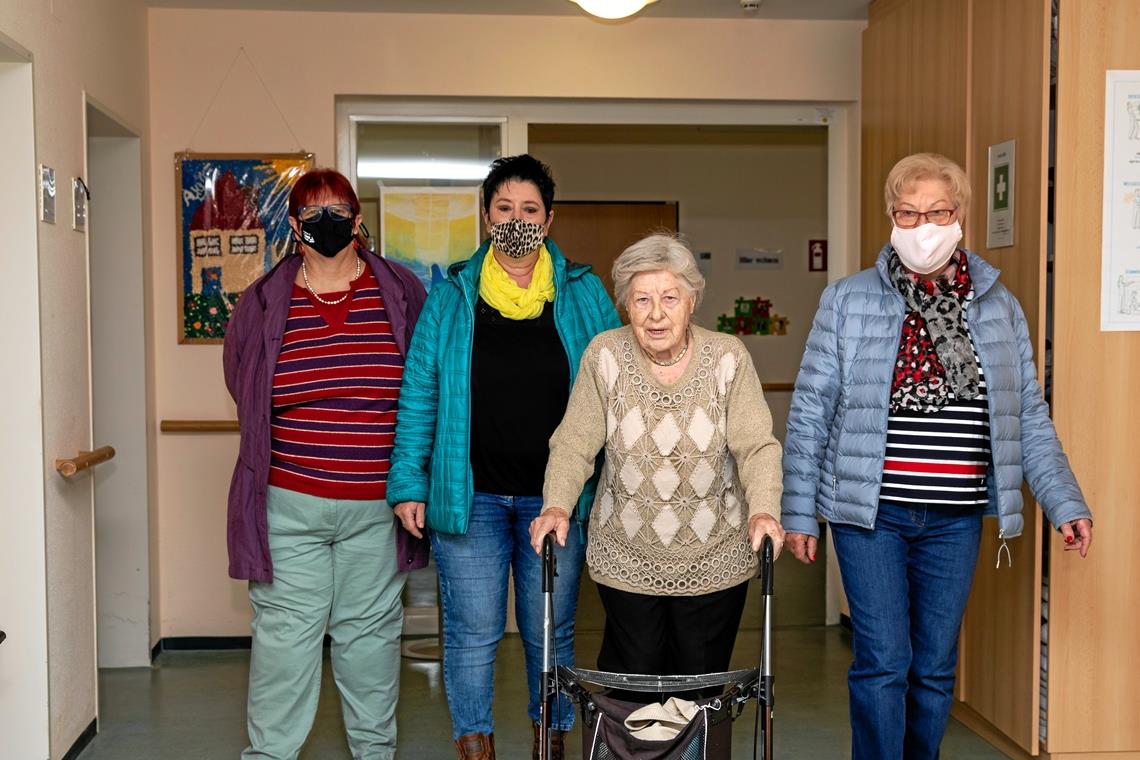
[86,99,151,668]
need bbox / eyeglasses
[297,204,354,223]
[891,208,957,228]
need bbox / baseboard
[61,718,97,760]
[950,701,1034,759]
[156,635,254,653]
[151,607,441,660]
[152,634,349,658]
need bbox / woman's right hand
[786,532,818,564]
[393,501,426,539]
[529,507,570,554]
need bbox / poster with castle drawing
[1101,72,1140,330]
[176,152,312,343]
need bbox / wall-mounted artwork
[716,296,790,336]
[380,185,481,291]
[176,152,312,343]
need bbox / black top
[470,297,570,496]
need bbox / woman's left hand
[529,507,571,555]
[748,513,785,559]
[1060,518,1093,558]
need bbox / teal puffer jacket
[387,239,621,535]
[782,245,1091,542]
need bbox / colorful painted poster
[380,186,481,290]
[176,152,312,343]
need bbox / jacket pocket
[826,402,848,502]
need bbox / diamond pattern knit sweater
[543,325,783,596]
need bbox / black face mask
[298,215,356,258]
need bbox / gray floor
[81,627,1007,759]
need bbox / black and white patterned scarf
[888,250,980,412]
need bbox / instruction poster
[1101,71,1140,330]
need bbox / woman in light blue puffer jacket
[782,153,1092,760]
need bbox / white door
[0,46,51,758]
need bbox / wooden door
[1049,0,1140,753]
[550,201,679,299]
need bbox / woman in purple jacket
[223,168,426,760]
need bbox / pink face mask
[890,221,962,275]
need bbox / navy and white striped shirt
[880,361,991,507]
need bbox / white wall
[0,2,150,756]
[147,7,863,637]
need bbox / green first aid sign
[992,164,1010,211]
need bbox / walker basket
[556,667,764,760]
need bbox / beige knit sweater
[543,325,782,596]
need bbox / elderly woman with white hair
[530,233,784,682]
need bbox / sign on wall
[1102,71,1140,331]
[986,140,1015,249]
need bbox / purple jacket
[222,250,427,582]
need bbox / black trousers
[596,581,749,701]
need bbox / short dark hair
[481,154,556,216]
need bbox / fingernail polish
[1065,536,1074,544]
[810,554,816,562]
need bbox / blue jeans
[829,502,982,760]
[432,492,584,738]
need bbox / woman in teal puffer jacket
[387,154,619,760]
[782,153,1092,760]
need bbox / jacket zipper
[995,528,1012,569]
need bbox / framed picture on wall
[175,152,313,343]
[379,185,481,291]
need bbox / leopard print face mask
[489,218,546,258]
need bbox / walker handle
[542,533,557,593]
[760,535,774,596]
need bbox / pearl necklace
[644,331,690,367]
[301,255,362,305]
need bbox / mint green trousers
[242,486,405,760]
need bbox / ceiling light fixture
[569,0,659,20]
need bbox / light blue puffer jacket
[387,239,621,536]
[781,245,1091,542]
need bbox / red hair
[288,168,361,218]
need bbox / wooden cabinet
[862,0,1140,755]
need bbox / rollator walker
[536,534,776,760]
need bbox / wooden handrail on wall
[160,420,239,433]
[159,386,794,436]
[55,445,116,478]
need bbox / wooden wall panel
[910,0,972,174]
[861,0,913,267]
[1049,0,1140,752]
[861,0,970,266]
[957,1,1051,754]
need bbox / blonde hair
[612,233,705,310]
[883,152,971,221]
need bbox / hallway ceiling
[145,0,869,21]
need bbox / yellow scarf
[479,244,556,320]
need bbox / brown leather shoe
[532,722,565,760]
[455,731,495,759]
